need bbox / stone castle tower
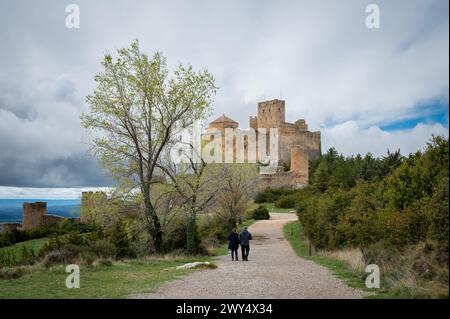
[21,202,68,230]
[249,99,321,166]
[22,202,47,230]
[202,99,321,189]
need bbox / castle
[0,202,79,232]
[202,99,321,190]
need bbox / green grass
[0,216,259,298]
[283,221,371,293]
[0,256,214,298]
[0,218,257,298]
[0,238,48,260]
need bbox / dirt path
[132,213,364,299]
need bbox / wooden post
[308,240,312,256]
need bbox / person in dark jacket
[239,227,253,261]
[228,227,240,261]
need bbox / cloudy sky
[0,0,448,196]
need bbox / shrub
[43,250,76,268]
[255,187,296,203]
[79,251,96,267]
[275,194,296,208]
[0,266,31,280]
[96,258,113,267]
[361,240,399,266]
[20,245,36,265]
[252,206,270,220]
[0,249,18,268]
[109,222,136,258]
[89,240,116,258]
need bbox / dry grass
[319,248,366,275]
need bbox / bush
[0,266,31,280]
[275,194,296,208]
[20,245,36,265]
[252,206,270,220]
[96,258,113,267]
[0,249,18,268]
[79,251,96,267]
[89,240,116,258]
[109,222,136,258]
[43,250,76,268]
[361,240,399,266]
[255,187,296,203]
[0,220,96,249]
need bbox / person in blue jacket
[227,227,240,261]
[239,227,253,261]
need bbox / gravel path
[132,213,364,299]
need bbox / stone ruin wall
[257,172,295,191]
[22,202,47,230]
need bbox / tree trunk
[153,215,164,254]
[186,214,197,255]
[143,188,165,254]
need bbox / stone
[176,261,212,270]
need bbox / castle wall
[22,202,47,230]
[291,146,308,176]
[294,131,321,161]
[257,172,294,191]
[42,214,64,227]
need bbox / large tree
[81,40,216,253]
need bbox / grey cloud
[0,154,113,188]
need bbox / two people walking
[228,227,253,261]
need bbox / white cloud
[0,186,114,200]
[322,122,449,157]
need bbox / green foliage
[109,222,136,259]
[0,249,17,268]
[0,219,95,249]
[255,187,296,203]
[43,250,77,268]
[81,39,217,254]
[274,194,296,208]
[252,205,270,220]
[299,135,448,251]
[89,240,117,259]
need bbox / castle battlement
[202,99,322,190]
